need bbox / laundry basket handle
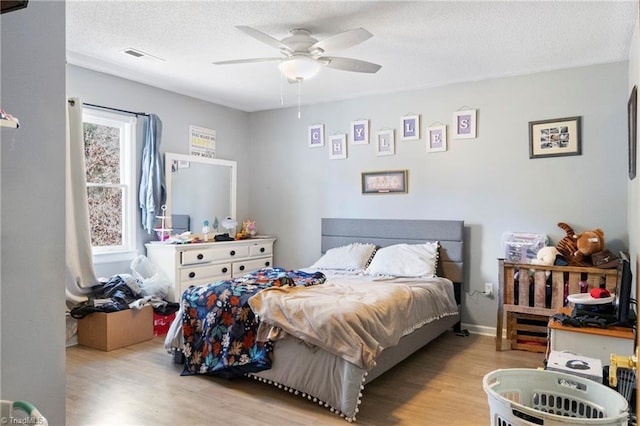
[10,401,47,425]
[511,407,544,425]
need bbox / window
[83,108,137,261]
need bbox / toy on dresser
[236,220,257,239]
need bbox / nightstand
[548,307,634,365]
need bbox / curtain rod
[67,99,149,117]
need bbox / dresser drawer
[210,245,250,261]
[250,242,273,257]
[180,248,216,265]
[232,257,273,276]
[180,263,232,284]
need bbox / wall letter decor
[401,115,420,141]
[350,120,369,145]
[308,124,324,148]
[426,125,447,153]
[453,109,477,139]
[330,134,347,159]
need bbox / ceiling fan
[213,26,382,82]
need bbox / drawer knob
[265,261,270,267]
[239,265,245,271]
[189,272,196,278]
[230,250,236,256]
[260,247,265,253]
[197,253,204,260]
[222,267,228,273]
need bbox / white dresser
[145,237,276,302]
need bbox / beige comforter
[249,277,449,370]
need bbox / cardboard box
[78,305,153,351]
[546,350,603,382]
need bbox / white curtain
[65,98,98,305]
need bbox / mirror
[164,152,237,235]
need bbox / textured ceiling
[66,1,638,112]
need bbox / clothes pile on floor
[70,274,179,319]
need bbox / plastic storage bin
[483,369,629,426]
[1,400,48,426]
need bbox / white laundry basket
[1,400,48,426]
[483,369,629,426]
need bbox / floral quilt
[180,267,325,378]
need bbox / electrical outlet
[484,283,493,296]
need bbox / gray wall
[248,62,629,331]
[1,2,66,425]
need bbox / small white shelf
[154,205,172,240]
[0,120,18,128]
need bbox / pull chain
[297,79,302,119]
[280,74,284,106]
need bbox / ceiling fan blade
[213,57,282,66]
[236,26,292,54]
[322,56,381,74]
[311,28,373,52]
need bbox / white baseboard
[460,323,497,337]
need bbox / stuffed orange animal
[574,228,605,265]
[556,222,604,266]
[556,222,581,265]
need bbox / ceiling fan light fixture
[279,56,321,81]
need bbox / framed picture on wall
[375,129,395,156]
[308,124,324,148]
[628,86,637,180]
[453,109,477,139]
[1,1,29,14]
[401,114,420,141]
[426,125,447,153]
[361,170,408,194]
[529,116,582,159]
[329,134,347,159]
[350,119,369,145]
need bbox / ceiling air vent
[121,48,165,62]
[123,49,144,58]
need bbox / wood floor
[66,332,544,426]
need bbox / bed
[165,218,465,422]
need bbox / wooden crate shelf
[507,312,549,353]
[496,259,621,351]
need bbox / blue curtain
[139,114,165,233]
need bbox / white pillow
[365,242,439,278]
[310,243,377,270]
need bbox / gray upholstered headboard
[321,218,465,284]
